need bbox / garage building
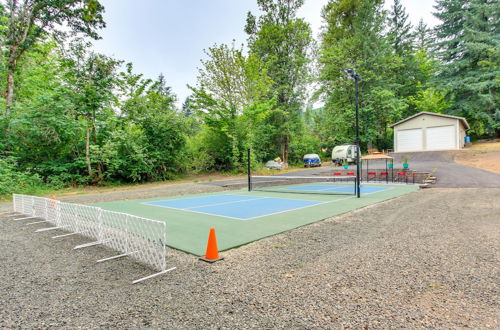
[391,112,470,152]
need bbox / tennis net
[249,175,357,195]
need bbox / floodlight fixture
[344,68,360,81]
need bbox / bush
[0,157,44,196]
[102,125,153,182]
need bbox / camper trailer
[331,144,359,166]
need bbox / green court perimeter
[93,184,419,256]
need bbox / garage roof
[390,111,470,130]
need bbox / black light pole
[247,148,252,192]
[345,69,361,198]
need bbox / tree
[61,40,120,180]
[414,19,434,52]
[387,0,414,55]
[181,96,194,117]
[318,0,404,150]
[386,0,428,118]
[1,0,105,115]
[245,0,313,163]
[434,0,500,136]
[189,43,273,170]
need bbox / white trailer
[331,144,359,165]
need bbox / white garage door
[426,125,456,150]
[397,128,423,152]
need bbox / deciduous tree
[1,0,105,115]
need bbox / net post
[247,148,252,192]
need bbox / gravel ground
[1,187,498,328]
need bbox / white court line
[244,186,394,220]
[186,197,268,210]
[245,198,353,220]
[143,196,267,211]
[142,195,327,221]
[361,187,395,195]
[139,187,393,221]
[140,194,256,208]
[144,202,246,220]
[237,193,333,203]
[284,185,352,192]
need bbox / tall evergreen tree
[414,19,434,52]
[245,0,313,163]
[434,0,499,136]
[387,0,414,55]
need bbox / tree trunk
[5,61,16,116]
[283,134,289,164]
[85,126,93,178]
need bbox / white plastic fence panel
[100,210,130,254]
[21,195,34,216]
[127,215,167,271]
[45,199,60,225]
[13,194,22,213]
[32,197,48,219]
[11,193,170,277]
[71,204,102,241]
[58,202,80,233]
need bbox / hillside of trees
[0,0,498,196]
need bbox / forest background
[0,0,498,197]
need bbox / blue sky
[93,0,439,106]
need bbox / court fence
[10,194,175,283]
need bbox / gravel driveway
[390,151,500,188]
[1,187,498,328]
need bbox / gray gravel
[1,187,498,328]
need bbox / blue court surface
[144,194,324,220]
[143,184,389,220]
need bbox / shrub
[0,157,44,196]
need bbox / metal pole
[385,159,388,184]
[355,76,360,198]
[247,148,252,191]
[391,160,394,182]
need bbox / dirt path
[454,142,500,174]
[1,188,498,328]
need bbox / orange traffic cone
[199,227,224,263]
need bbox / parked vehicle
[331,144,360,166]
[303,154,322,167]
[265,160,282,170]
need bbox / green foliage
[407,85,451,114]
[190,43,274,171]
[245,0,313,163]
[0,157,43,196]
[102,125,152,182]
[434,0,500,136]
[319,0,400,150]
[2,0,106,114]
[387,0,414,55]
